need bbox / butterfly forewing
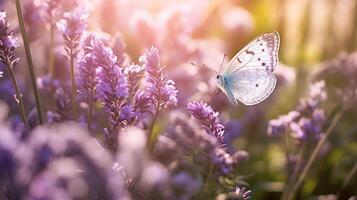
[227,69,276,105]
[223,31,280,75]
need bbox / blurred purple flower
[212,148,234,175]
[130,10,157,47]
[47,88,71,123]
[314,52,357,107]
[0,12,20,66]
[267,111,300,136]
[23,0,45,42]
[216,186,251,200]
[187,101,225,144]
[230,186,252,200]
[268,81,327,142]
[119,104,136,125]
[44,0,63,26]
[111,33,130,66]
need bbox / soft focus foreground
[0,0,356,200]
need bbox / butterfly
[215,31,280,106]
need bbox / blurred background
[1,0,356,199]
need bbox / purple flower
[44,0,62,25]
[130,10,157,47]
[187,101,225,144]
[267,111,300,136]
[212,148,234,175]
[230,186,252,200]
[268,81,327,142]
[23,0,44,41]
[0,12,20,66]
[58,7,88,58]
[119,105,136,125]
[140,47,178,109]
[83,35,129,151]
[124,64,145,99]
[314,52,357,107]
[77,52,98,102]
[111,33,129,66]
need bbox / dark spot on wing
[258,58,261,61]
[246,50,255,55]
[237,57,242,63]
[256,84,259,87]
[262,62,266,66]
[262,49,265,52]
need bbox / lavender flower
[187,101,225,144]
[267,111,300,136]
[124,64,145,100]
[84,36,130,150]
[139,47,177,150]
[44,0,62,25]
[140,47,178,109]
[268,81,327,141]
[111,33,130,66]
[216,186,252,200]
[0,12,20,66]
[57,8,88,58]
[229,187,252,200]
[23,0,44,42]
[47,87,71,123]
[130,10,157,47]
[314,52,357,107]
[0,11,28,128]
[212,148,234,175]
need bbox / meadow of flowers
[0,0,356,199]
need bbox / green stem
[49,24,55,76]
[14,0,44,124]
[281,131,291,200]
[146,103,160,151]
[337,162,357,199]
[5,59,28,129]
[285,111,342,200]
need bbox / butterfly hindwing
[226,68,277,105]
[223,31,280,75]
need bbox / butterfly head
[216,74,225,90]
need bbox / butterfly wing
[226,69,276,105]
[223,31,280,75]
[220,31,279,105]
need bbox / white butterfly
[216,31,280,106]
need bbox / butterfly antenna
[218,53,226,74]
[190,62,218,74]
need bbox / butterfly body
[217,31,280,106]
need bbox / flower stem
[14,0,44,124]
[49,24,55,76]
[285,111,342,200]
[337,162,357,199]
[70,51,77,111]
[5,60,28,129]
[87,89,94,130]
[146,103,160,151]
